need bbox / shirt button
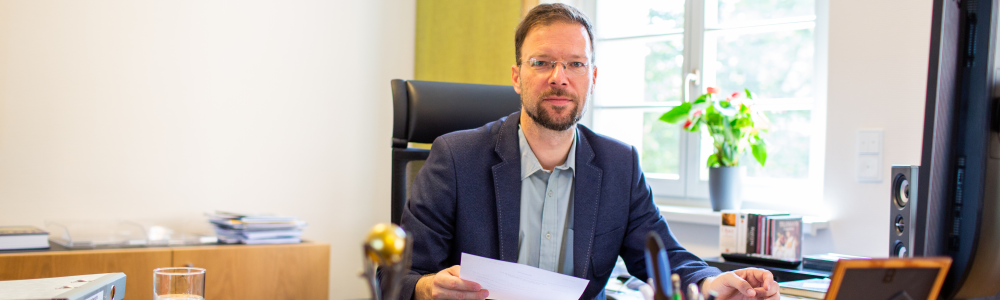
[548,191,553,197]
[546,233,551,239]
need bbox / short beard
[523,89,583,132]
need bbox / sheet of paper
[803,282,828,289]
[460,252,590,300]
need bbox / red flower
[706,87,719,94]
[731,92,741,99]
[692,110,703,118]
[683,119,693,129]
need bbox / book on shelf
[779,278,830,299]
[769,216,803,261]
[720,210,750,254]
[0,226,49,250]
[719,210,802,265]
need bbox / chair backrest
[389,79,521,224]
[391,79,523,148]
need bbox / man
[388,4,780,300]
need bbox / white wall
[0,1,414,299]
[823,0,933,258]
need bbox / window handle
[682,69,700,103]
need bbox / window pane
[596,0,685,38]
[711,0,815,26]
[745,110,811,179]
[642,111,681,175]
[706,27,814,99]
[696,110,812,180]
[592,109,681,179]
[595,35,683,106]
[645,38,685,103]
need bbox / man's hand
[701,268,779,300]
[414,265,489,300]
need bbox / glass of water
[153,267,206,300]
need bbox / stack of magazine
[207,212,306,245]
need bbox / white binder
[0,273,126,300]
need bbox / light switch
[858,154,880,180]
[857,129,883,182]
[858,130,882,154]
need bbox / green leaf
[744,88,753,99]
[659,102,691,123]
[751,138,767,167]
[735,117,752,128]
[694,94,708,104]
[706,153,719,168]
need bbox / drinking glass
[153,267,206,300]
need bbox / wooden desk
[0,242,330,300]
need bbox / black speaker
[890,165,920,257]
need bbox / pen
[687,283,700,300]
[706,290,719,300]
[671,274,682,300]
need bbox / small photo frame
[825,257,952,300]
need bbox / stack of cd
[207,211,306,244]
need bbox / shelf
[657,205,830,236]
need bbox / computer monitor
[919,0,1000,298]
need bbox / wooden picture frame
[824,257,952,300]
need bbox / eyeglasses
[522,58,591,76]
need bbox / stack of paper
[207,212,306,245]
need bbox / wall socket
[857,129,884,182]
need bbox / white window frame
[563,0,828,209]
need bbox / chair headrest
[392,80,522,146]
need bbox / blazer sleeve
[618,145,722,289]
[379,136,459,300]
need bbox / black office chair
[390,79,522,224]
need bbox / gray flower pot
[709,166,745,212]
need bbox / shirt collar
[518,125,577,180]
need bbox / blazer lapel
[573,127,602,278]
[492,111,522,262]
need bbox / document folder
[0,273,126,300]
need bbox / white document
[460,252,590,300]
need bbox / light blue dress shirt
[516,125,576,276]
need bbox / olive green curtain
[415,0,534,85]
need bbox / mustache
[539,88,574,99]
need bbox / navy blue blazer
[388,111,721,299]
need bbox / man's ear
[512,64,522,94]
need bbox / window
[583,0,827,206]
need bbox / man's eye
[569,62,586,68]
[530,60,549,67]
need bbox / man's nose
[547,63,569,86]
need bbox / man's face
[512,21,596,132]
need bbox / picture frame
[824,257,952,300]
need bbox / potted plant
[659,87,770,211]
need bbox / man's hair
[514,3,595,66]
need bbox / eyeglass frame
[519,58,593,76]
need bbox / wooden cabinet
[0,248,171,300]
[173,243,330,300]
[0,242,329,300]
